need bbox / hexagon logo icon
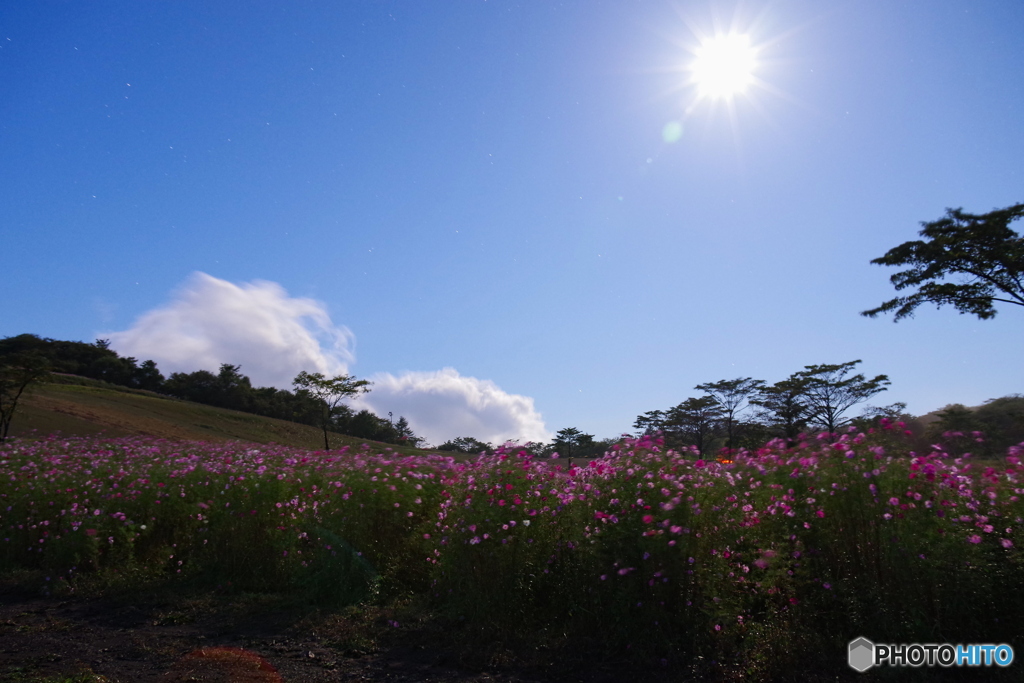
[848,637,875,672]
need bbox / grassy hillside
[8,376,431,456]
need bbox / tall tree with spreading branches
[695,377,764,451]
[665,396,723,457]
[862,202,1024,321]
[751,375,810,446]
[797,361,890,439]
[293,371,372,450]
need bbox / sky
[3,1,1023,446]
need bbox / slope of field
[8,378,429,455]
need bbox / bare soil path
[0,591,557,683]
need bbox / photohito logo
[848,637,1014,671]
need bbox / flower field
[1,424,1021,679]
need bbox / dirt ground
[0,586,882,683]
[0,589,563,683]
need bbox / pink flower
[642,514,654,524]
[968,535,982,544]
[1000,538,1013,549]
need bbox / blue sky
[3,1,1023,445]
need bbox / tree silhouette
[0,353,51,441]
[695,377,764,451]
[751,376,810,446]
[863,203,1024,321]
[797,361,889,438]
[665,397,723,456]
[554,427,591,459]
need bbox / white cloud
[106,273,551,447]
[356,368,552,447]
[105,272,354,389]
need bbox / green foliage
[0,352,51,441]
[637,363,891,454]
[436,436,493,453]
[0,334,162,391]
[293,371,372,450]
[863,202,1024,321]
[2,432,1022,679]
[1,334,422,449]
[552,427,593,458]
[929,395,1024,457]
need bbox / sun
[690,33,758,100]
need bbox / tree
[293,371,372,450]
[695,377,764,451]
[633,409,665,437]
[932,404,977,434]
[165,369,219,405]
[437,436,493,453]
[0,354,51,441]
[862,203,1024,321]
[553,427,592,459]
[665,396,723,456]
[133,359,165,392]
[214,363,253,411]
[797,361,890,438]
[973,395,1024,454]
[346,409,391,442]
[393,416,424,448]
[930,395,1024,458]
[751,376,810,445]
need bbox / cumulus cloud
[106,272,354,389]
[356,368,552,447]
[107,273,551,446]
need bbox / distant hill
[7,375,432,456]
[905,394,1024,457]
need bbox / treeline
[632,360,1024,457]
[5,334,1021,457]
[435,427,618,461]
[633,361,896,455]
[433,362,896,459]
[927,395,1024,458]
[0,334,423,448]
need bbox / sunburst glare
[690,32,758,100]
